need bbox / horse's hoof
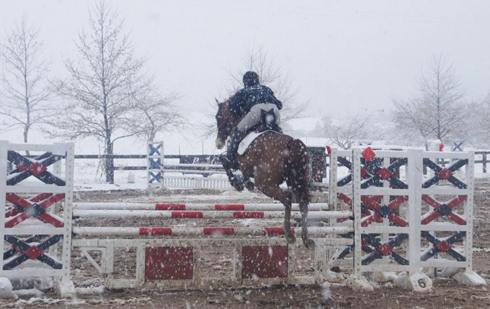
[330,266,341,273]
[245,180,254,191]
[233,182,244,192]
[230,177,244,191]
[286,233,296,244]
[304,239,315,250]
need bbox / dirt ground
[2,180,490,308]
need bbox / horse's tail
[286,139,310,205]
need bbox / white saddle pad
[237,131,274,156]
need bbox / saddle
[254,108,282,133]
[236,109,282,156]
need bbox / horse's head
[215,99,233,149]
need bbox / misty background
[1,0,489,159]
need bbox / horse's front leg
[243,176,255,191]
[220,155,244,191]
[240,169,255,192]
[224,168,244,191]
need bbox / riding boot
[220,130,247,191]
[225,130,247,165]
[219,153,233,170]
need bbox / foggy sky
[1,0,489,119]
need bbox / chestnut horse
[215,100,314,249]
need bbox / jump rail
[73,226,354,237]
[73,202,329,211]
[73,209,352,220]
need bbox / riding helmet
[243,71,259,87]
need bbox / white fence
[163,175,231,189]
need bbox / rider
[221,71,283,167]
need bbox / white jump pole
[73,226,354,238]
[73,209,352,220]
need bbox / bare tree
[322,112,374,150]
[50,1,148,183]
[393,54,473,149]
[471,94,490,148]
[0,15,52,144]
[228,46,310,123]
[201,46,310,139]
[124,91,186,141]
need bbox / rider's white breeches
[236,103,280,132]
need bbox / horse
[215,99,314,249]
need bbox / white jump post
[327,146,338,211]
[0,141,75,297]
[147,141,163,189]
[327,147,352,212]
[346,147,486,291]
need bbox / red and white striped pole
[73,209,352,220]
[74,202,329,212]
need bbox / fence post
[483,153,487,174]
[465,151,476,273]
[351,148,362,280]
[147,141,164,189]
[61,142,76,296]
[328,147,338,211]
[408,149,423,275]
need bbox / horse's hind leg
[283,195,295,243]
[256,183,295,243]
[299,201,315,250]
[288,165,314,249]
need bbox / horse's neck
[224,101,240,131]
[230,117,240,130]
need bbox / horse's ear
[215,98,220,105]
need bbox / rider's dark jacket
[229,84,283,119]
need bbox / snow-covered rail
[73,209,352,220]
[74,202,329,211]
[73,226,353,237]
